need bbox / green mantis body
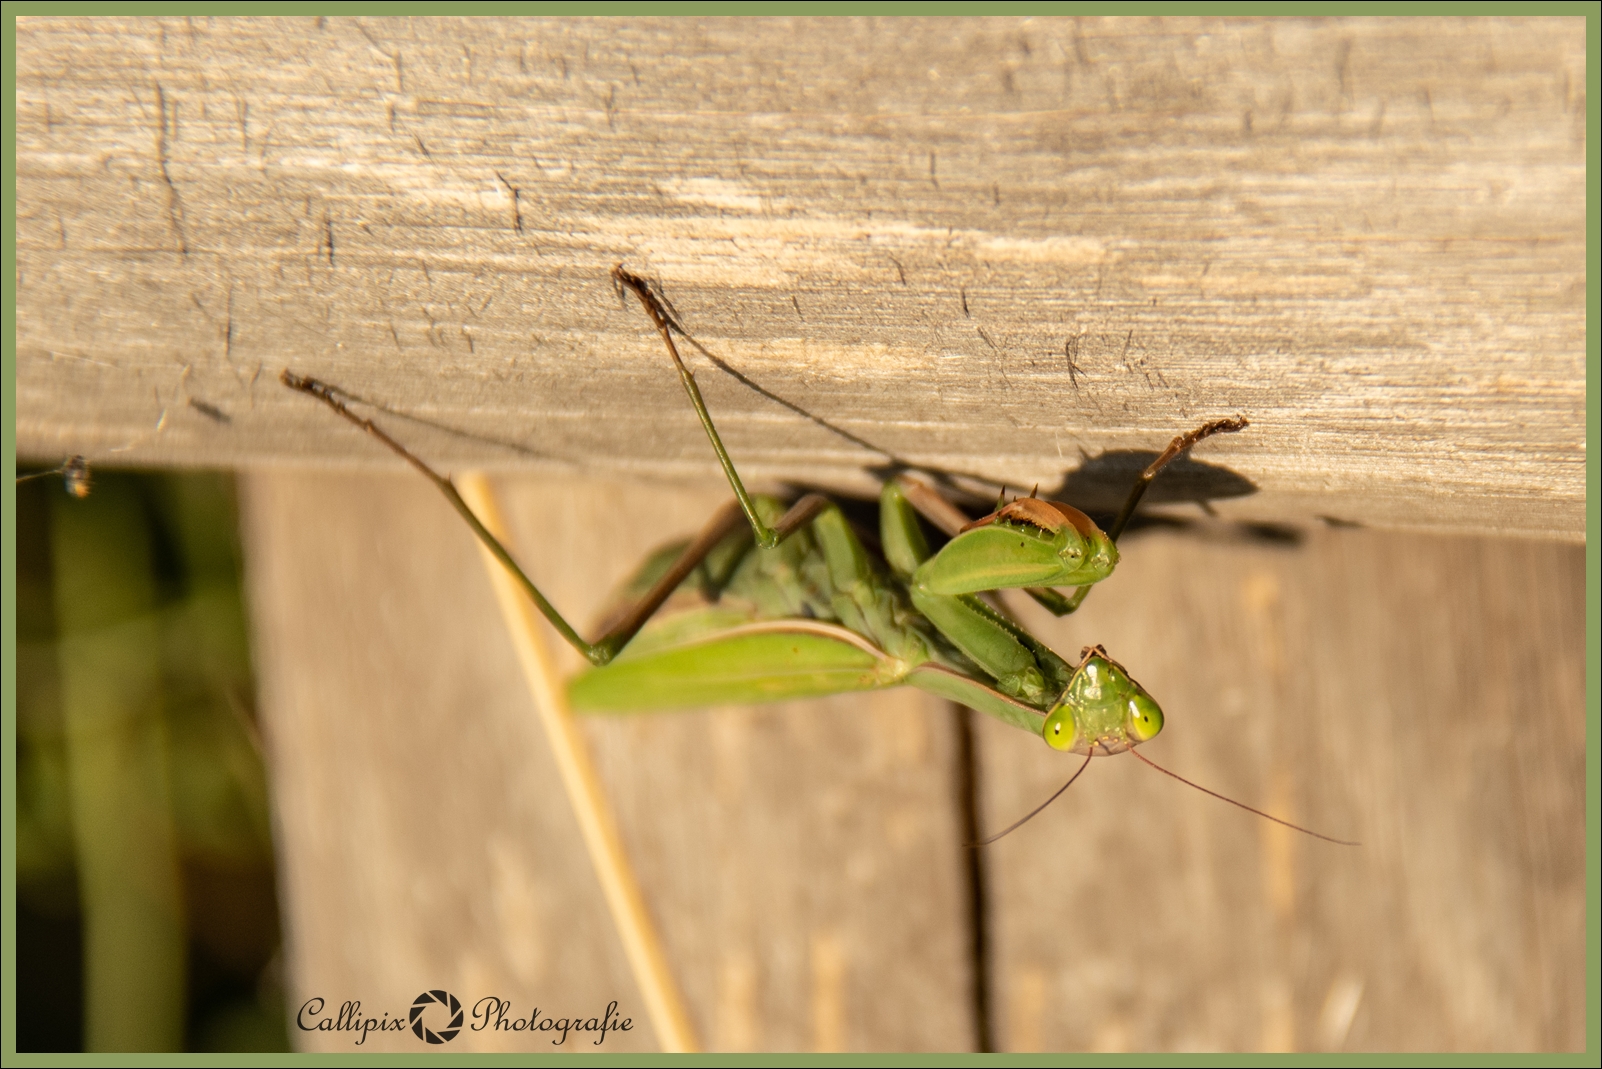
[566,479,1158,759]
[288,264,1314,840]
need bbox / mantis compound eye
[1042,704,1080,751]
[1126,692,1164,742]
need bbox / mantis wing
[570,610,1051,746]
[569,619,909,712]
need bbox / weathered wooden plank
[240,470,976,1052]
[16,16,1587,538]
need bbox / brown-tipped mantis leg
[1105,416,1250,541]
[613,265,822,552]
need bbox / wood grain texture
[15,16,1587,538]
[240,469,1585,1052]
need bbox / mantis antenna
[979,748,1359,847]
[1129,749,1360,846]
[973,754,1093,846]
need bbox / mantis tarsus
[283,266,1353,847]
[15,454,91,498]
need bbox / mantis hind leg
[613,265,825,552]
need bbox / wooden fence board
[16,16,1587,538]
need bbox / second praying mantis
[284,266,1353,845]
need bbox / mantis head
[987,647,1356,847]
[1041,646,1163,755]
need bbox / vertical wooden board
[979,526,1584,1052]
[240,470,652,1052]
[490,476,976,1052]
[241,470,976,1052]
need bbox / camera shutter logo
[409,990,463,1044]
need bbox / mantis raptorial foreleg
[880,479,1074,706]
[892,415,1245,620]
[1022,416,1249,617]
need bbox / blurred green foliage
[15,468,288,1052]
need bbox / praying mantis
[283,266,1351,846]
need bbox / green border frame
[4,4,1597,1065]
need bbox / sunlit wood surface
[15,16,1587,538]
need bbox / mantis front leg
[1028,415,1248,616]
[879,478,1074,706]
[884,413,1243,621]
